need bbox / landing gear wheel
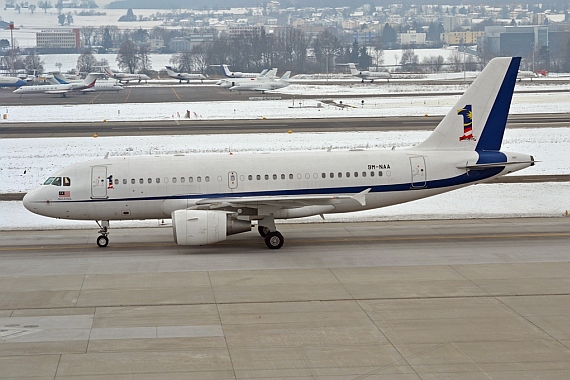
[264,231,284,249]
[96,235,109,248]
[258,225,270,237]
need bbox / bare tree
[117,40,139,73]
[138,46,152,74]
[76,50,98,73]
[422,55,445,73]
[24,51,44,74]
[81,26,96,48]
[446,50,463,72]
[38,1,52,13]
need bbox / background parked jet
[165,66,208,83]
[229,71,291,93]
[103,67,149,84]
[13,76,97,97]
[51,72,124,92]
[0,76,27,87]
[212,64,269,79]
[345,63,391,82]
[216,68,275,88]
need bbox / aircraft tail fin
[258,68,269,77]
[347,63,359,76]
[52,73,69,84]
[221,65,232,77]
[165,66,176,76]
[280,71,291,81]
[83,73,98,88]
[413,57,520,152]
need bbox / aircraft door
[91,166,108,198]
[410,157,426,189]
[228,171,238,189]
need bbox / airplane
[51,72,124,92]
[0,76,27,87]
[103,67,150,84]
[23,57,534,250]
[165,66,208,83]
[216,68,275,88]
[219,64,267,78]
[345,62,391,83]
[229,71,291,93]
[13,76,97,97]
[517,70,538,81]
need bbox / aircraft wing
[193,188,371,209]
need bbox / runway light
[103,119,107,122]
[288,130,292,134]
[93,133,98,138]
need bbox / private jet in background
[345,63,391,83]
[229,71,291,93]
[13,76,97,97]
[103,67,150,84]
[216,68,276,88]
[165,66,208,83]
[219,64,268,79]
[0,76,27,87]
[51,72,124,92]
[23,57,534,250]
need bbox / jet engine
[172,210,252,246]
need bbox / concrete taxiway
[1,218,570,379]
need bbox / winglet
[352,188,371,206]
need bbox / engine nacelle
[172,210,251,246]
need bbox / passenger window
[289,174,294,179]
[205,176,210,182]
[148,178,152,184]
[370,171,375,177]
[338,172,342,178]
[281,174,285,180]
[156,178,160,184]
[180,177,185,183]
[164,178,169,183]
[51,177,62,186]
[379,171,383,177]
[346,172,350,178]
[197,177,202,182]
[248,175,253,180]
[189,177,193,183]
[265,174,269,180]
[131,179,135,184]
[257,175,261,180]
[354,172,358,177]
[273,174,277,180]
[43,177,55,185]
[63,177,71,186]
[172,177,177,183]
[322,173,326,178]
[139,178,143,184]
[330,173,334,178]
[114,179,119,185]
[297,173,302,179]
[362,172,366,177]
[123,179,127,185]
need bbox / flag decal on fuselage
[458,105,476,141]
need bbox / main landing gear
[257,217,284,249]
[96,220,110,248]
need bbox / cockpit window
[63,177,71,186]
[51,177,62,186]
[43,177,55,185]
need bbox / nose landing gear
[96,220,110,247]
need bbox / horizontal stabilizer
[457,160,534,170]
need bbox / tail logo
[458,105,476,141]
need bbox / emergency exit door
[410,157,426,189]
[91,166,108,198]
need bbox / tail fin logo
[458,105,476,141]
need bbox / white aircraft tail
[165,66,177,76]
[413,57,520,152]
[258,68,269,77]
[280,71,291,81]
[347,63,360,76]
[83,73,98,88]
[265,68,278,79]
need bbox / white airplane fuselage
[24,148,530,222]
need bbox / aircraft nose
[16,79,27,86]
[22,188,42,214]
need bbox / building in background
[36,29,80,53]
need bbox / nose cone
[22,191,34,213]
[23,188,43,215]
[16,79,27,86]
